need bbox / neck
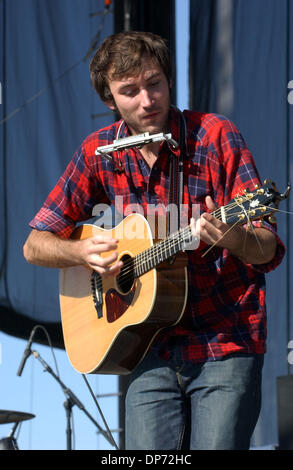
[139,141,161,168]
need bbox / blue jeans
[125,349,263,450]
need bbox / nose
[140,88,153,107]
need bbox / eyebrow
[117,72,162,93]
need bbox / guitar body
[60,214,188,375]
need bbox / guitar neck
[131,175,291,278]
[133,205,237,278]
[134,225,193,277]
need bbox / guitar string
[110,201,272,285]
[201,218,243,258]
[93,198,278,288]
[121,191,274,276]
[93,203,286,309]
[119,199,242,276]
[240,202,264,256]
[110,211,233,286]
[117,208,277,286]
[113,194,268,281]
[93,226,193,290]
[107,229,190,288]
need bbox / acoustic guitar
[59,179,290,375]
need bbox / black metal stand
[31,350,118,450]
[64,398,73,450]
[0,422,20,450]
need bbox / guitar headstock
[222,179,291,225]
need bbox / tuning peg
[264,178,272,185]
[268,215,277,224]
[280,184,291,200]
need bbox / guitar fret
[220,206,226,223]
[134,226,192,278]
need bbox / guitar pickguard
[105,285,136,323]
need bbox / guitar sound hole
[116,254,134,294]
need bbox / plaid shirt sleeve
[29,142,110,238]
[202,115,285,272]
[246,220,285,273]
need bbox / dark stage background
[0,0,292,448]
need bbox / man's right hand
[76,235,123,276]
[23,229,123,277]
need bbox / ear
[104,100,116,111]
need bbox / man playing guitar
[23,31,285,450]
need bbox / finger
[205,195,217,212]
[200,212,220,227]
[92,260,123,277]
[201,212,224,230]
[200,214,224,244]
[89,243,118,254]
[92,235,118,244]
[90,251,120,268]
[106,261,123,276]
[88,237,118,254]
[92,235,118,247]
[190,217,201,238]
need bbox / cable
[31,324,61,378]
[82,374,119,450]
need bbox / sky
[0,0,190,451]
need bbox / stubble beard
[113,99,170,136]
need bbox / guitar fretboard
[131,205,234,278]
[133,226,194,277]
[129,181,282,279]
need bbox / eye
[121,87,138,97]
[149,80,160,88]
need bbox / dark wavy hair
[90,31,172,104]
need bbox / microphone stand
[31,350,118,450]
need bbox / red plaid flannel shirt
[30,107,285,363]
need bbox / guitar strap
[167,107,188,236]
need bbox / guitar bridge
[91,271,103,318]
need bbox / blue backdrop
[0,0,114,345]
